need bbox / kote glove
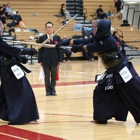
[71,44,85,53]
[17,55,28,64]
[55,38,71,49]
[21,48,37,55]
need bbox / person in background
[107,11,111,18]
[118,35,133,58]
[62,48,71,62]
[119,0,124,20]
[5,3,15,19]
[0,6,6,26]
[38,21,62,96]
[118,35,126,57]
[61,37,71,62]
[96,5,106,19]
[60,3,66,17]
[54,4,70,25]
[90,14,98,20]
[112,31,125,56]
[3,4,7,18]
[2,4,6,13]
[54,3,66,17]
[112,31,119,41]
[7,11,22,29]
[114,0,123,19]
[62,5,71,25]
[82,51,94,61]
[82,36,94,61]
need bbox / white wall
[123,3,140,27]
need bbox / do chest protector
[98,51,123,69]
[0,55,12,65]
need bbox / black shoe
[51,92,57,96]
[91,120,107,124]
[46,92,51,96]
[96,121,107,124]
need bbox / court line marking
[35,91,93,96]
[0,125,64,140]
[0,132,28,140]
[37,113,136,124]
[34,85,95,90]
[31,81,97,88]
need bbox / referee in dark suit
[38,21,62,96]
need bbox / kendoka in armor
[56,19,140,124]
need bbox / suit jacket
[38,34,62,66]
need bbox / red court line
[31,81,97,88]
[0,125,65,140]
[0,134,21,140]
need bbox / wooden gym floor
[0,59,140,140]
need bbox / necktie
[50,39,53,44]
[49,35,53,44]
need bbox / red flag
[55,41,58,44]
[56,66,59,81]
[116,41,120,46]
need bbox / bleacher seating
[1,0,140,59]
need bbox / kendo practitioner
[118,35,133,58]
[56,19,140,124]
[0,21,39,125]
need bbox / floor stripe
[31,81,97,88]
[0,133,22,140]
[0,125,65,140]
[1,131,28,139]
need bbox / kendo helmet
[0,21,4,35]
[92,19,111,41]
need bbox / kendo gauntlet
[21,48,37,55]
[55,38,71,49]
[71,44,85,53]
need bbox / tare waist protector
[98,51,123,69]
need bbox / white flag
[39,67,45,81]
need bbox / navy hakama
[0,62,39,124]
[94,62,140,123]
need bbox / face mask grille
[92,20,98,35]
[0,21,4,34]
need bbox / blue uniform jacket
[74,36,134,85]
[0,39,21,58]
[73,35,119,53]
